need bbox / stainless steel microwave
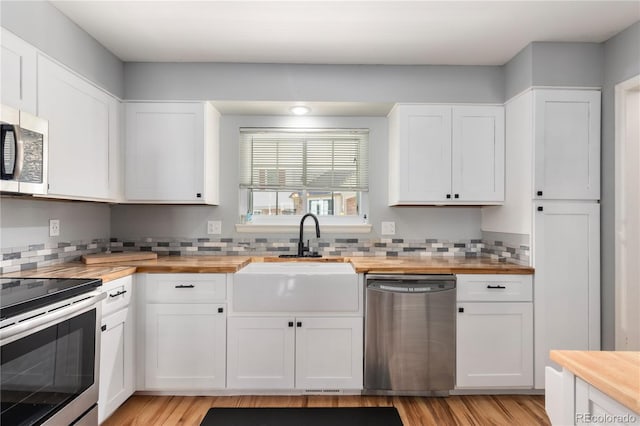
[1,104,48,195]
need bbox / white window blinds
[239,129,369,191]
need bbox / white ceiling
[51,1,640,66]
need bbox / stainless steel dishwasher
[364,274,456,396]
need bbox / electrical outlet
[207,220,222,235]
[381,221,396,235]
[49,219,60,237]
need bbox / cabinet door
[452,106,504,202]
[534,201,600,388]
[295,317,363,390]
[534,90,600,200]
[389,105,452,204]
[227,317,295,389]
[37,54,117,200]
[99,308,134,423]
[145,303,226,389]
[456,302,533,388]
[1,29,36,114]
[125,102,204,202]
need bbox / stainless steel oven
[0,278,105,425]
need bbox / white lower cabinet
[456,274,533,389]
[145,303,226,390]
[99,276,134,423]
[456,302,533,388]
[99,308,134,423]
[227,316,363,390]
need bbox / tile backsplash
[0,234,531,274]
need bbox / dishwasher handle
[367,280,455,293]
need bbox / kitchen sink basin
[232,262,359,313]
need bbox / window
[239,129,369,223]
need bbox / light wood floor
[103,394,551,426]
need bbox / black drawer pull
[296,321,302,327]
[175,284,195,288]
[487,285,506,289]
[109,290,127,298]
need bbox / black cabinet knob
[218,307,224,313]
[101,324,107,332]
[537,206,543,212]
[196,193,202,198]
[537,191,543,196]
[446,194,451,199]
[458,307,464,313]
[296,321,302,327]
[454,194,459,199]
[288,321,294,327]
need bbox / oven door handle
[0,291,106,341]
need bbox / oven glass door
[0,309,96,426]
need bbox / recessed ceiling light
[290,105,311,115]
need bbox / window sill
[235,223,373,234]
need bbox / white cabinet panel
[534,201,600,388]
[456,302,533,388]
[295,317,363,390]
[389,105,452,204]
[37,54,119,200]
[452,106,504,202]
[145,303,226,390]
[534,90,600,200]
[125,102,219,204]
[227,317,295,389]
[99,307,134,423]
[1,29,37,114]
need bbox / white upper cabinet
[1,28,37,114]
[388,104,504,205]
[534,90,601,200]
[37,54,120,201]
[452,106,505,202]
[124,102,220,204]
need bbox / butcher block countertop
[1,264,137,283]
[1,255,533,280]
[550,350,640,414]
[347,257,533,274]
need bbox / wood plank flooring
[103,394,550,426]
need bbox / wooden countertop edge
[1,257,533,280]
[550,350,640,414]
[101,267,138,283]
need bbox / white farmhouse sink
[233,262,359,313]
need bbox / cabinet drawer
[102,276,133,317]
[147,273,226,303]
[457,274,532,302]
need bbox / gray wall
[0,198,110,248]
[0,1,124,97]
[124,62,504,103]
[601,22,640,350]
[531,42,604,89]
[504,44,533,100]
[504,42,604,101]
[111,115,482,241]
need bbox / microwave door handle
[13,125,23,180]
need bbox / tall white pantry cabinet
[483,88,601,390]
